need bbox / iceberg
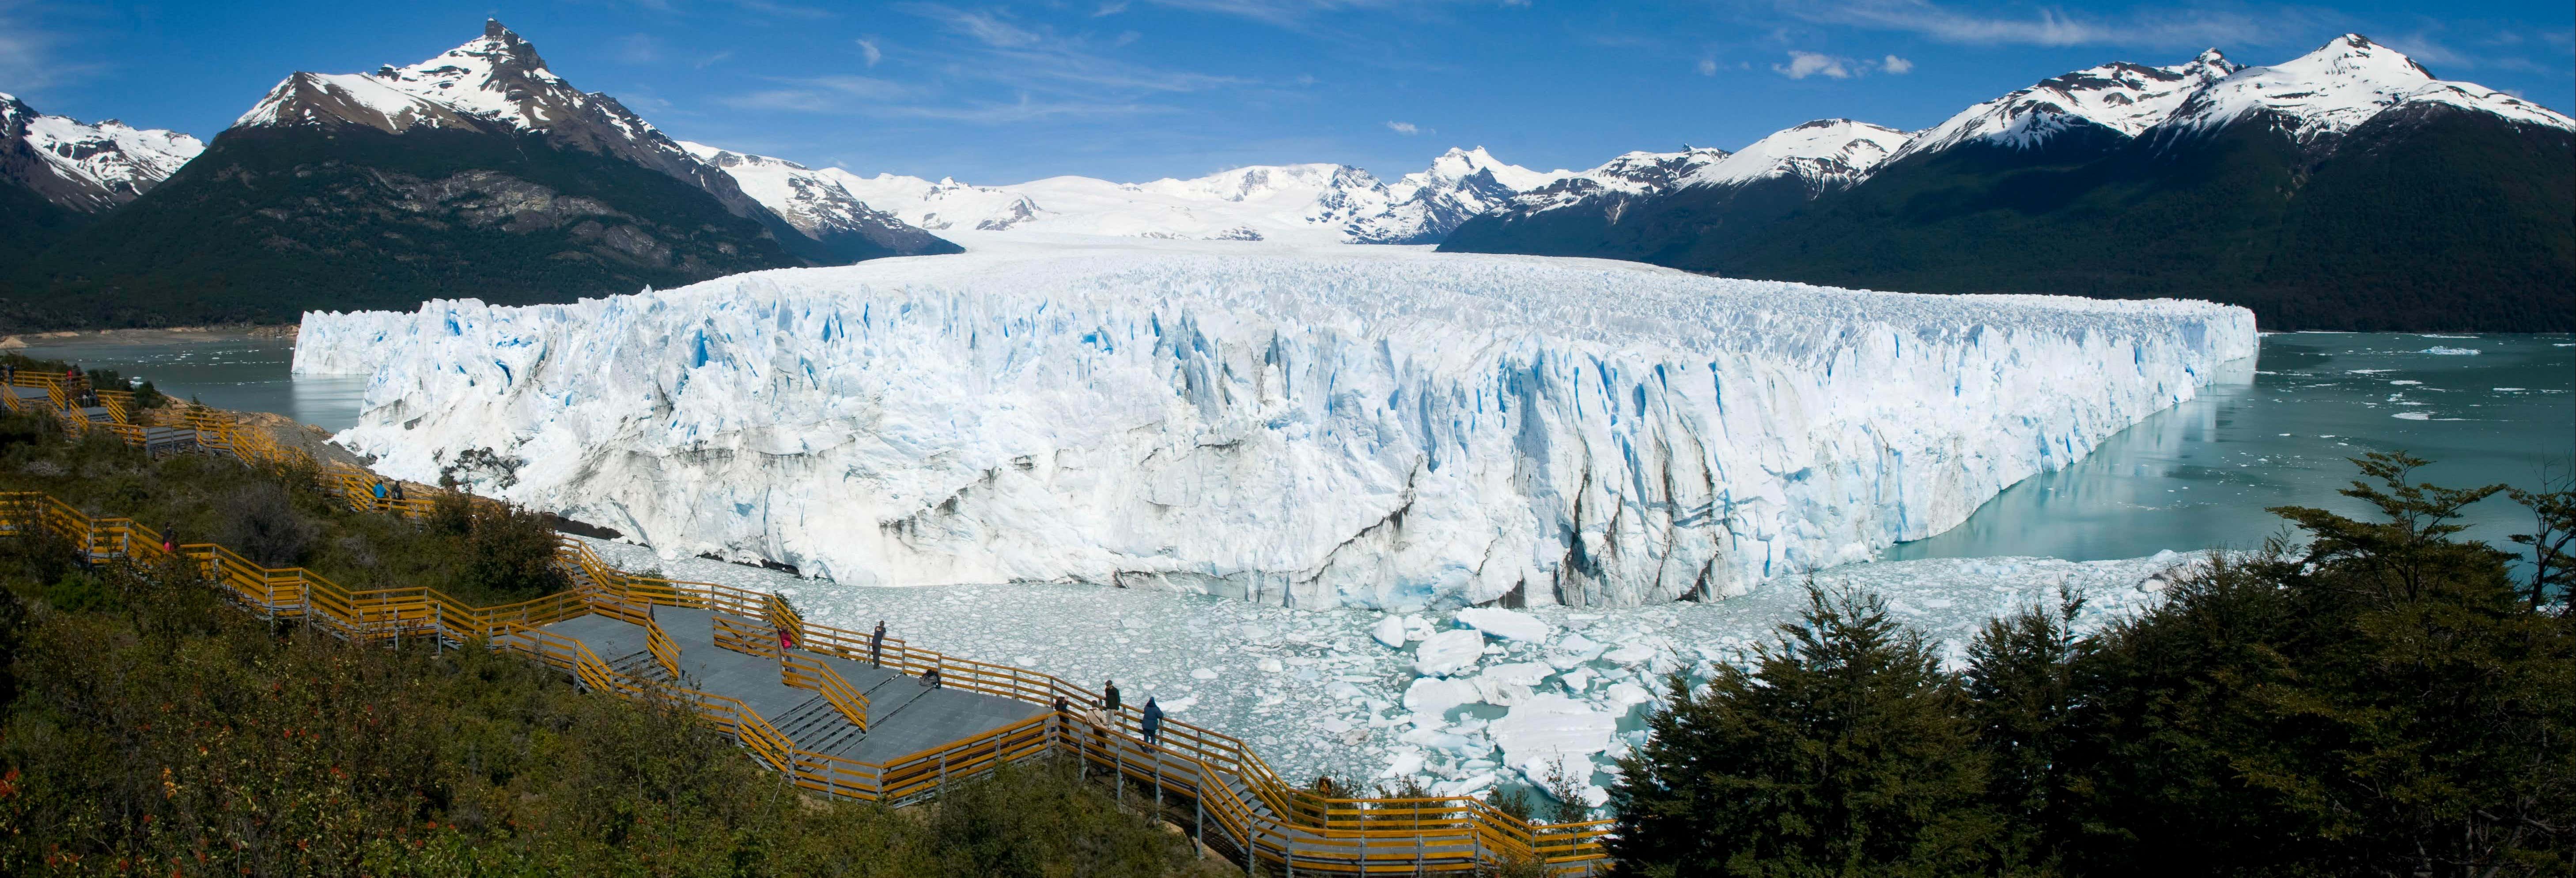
[297,237,2254,609]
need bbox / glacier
[295,237,2255,609]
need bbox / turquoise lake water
[19,330,2572,564]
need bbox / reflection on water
[10,332,367,432]
[13,330,2572,563]
[1885,333,2576,563]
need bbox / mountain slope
[0,93,202,267]
[1449,35,2574,331]
[8,22,839,327]
[679,143,961,261]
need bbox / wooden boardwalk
[0,369,1614,875]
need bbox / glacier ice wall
[295,242,2255,609]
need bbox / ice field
[299,238,2254,610]
[578,535,2198,806]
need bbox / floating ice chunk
[2418,347,2480,355]
[1482,662,1553,686]
[1490,693,1618,771]
[1161,696,1198,713]
[1370,616,1407,648]
[1379,750,1426,779]
[1403,615,1435,642]
[1191,667,1220,680]
[1327,681,1366,701]
[1602,643,1659,666]
[2392,412,2431,420]
[1560,668,1596,693]
[1415,629,1487,676]
[1604,681,1657,708]
[1403,677,1483,715]
[1258,657,1286,673]
[1457,607,1550,641]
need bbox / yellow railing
[781,652,869,730]
[0,376,1616,873]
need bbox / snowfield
[297,237,2254,609]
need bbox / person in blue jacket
[1140,697,1164,750]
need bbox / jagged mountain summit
[1892,50,2241,160]
[1441,121,1906,260]
[679,143,961,262]
[2156,34,2570,147]
[1447,34,2574,331]
[9,20,953,328]
[0,93,203,212]
[821,148,1568,245]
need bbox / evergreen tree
[1607,586,1998,877]
[1964,588,2088,874]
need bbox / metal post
[434,602,443,655]
[1245,820,1256,876]
[1196,795,1205,860]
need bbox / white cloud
[1880,53,1914,73]
[857,38,883,67]
[1095,1,1131,15]
[1696,57,1718,76]
[1385,120,1421,134]
[1774,51,1854,79]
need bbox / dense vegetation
[0,414,1232,876]
[1444,109,2576,332]
[1,124,806,330]
[1608,451,2575,876]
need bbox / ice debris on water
[563,535,2203,807]
[296,238,2253,610]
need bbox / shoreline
[0,323,299,348]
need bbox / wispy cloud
[1779,0,2316,50]
[1696,57,1719,76]
[901,3,1247,94]
[614,33,663,64]
[0,7,93,96]
[856,37,883,67]
[1384,120,1419,134]
[1095,1,1131,15]
[1880,53,1914,73]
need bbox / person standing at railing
[778,625,796,654]
[1103,679,1122,714]
[1141,697,1164,750]
[160,523,174,556]
[870,621,887,667]
[372,481,389,508]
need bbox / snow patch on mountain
[1,92,202,211]
[296,238,2254,610]
[1683,120,1909,192]
[2162,34,2573,144]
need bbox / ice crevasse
[295,239,2255,609]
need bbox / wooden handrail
[781,652,869,730]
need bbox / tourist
[160,523,175,555]
[373,481,389,506]
[870,621,886,667]
[920,666,942,689]
[778,626,795,653]
[1140,697,1164,749]
[1103,679,1121,713]
[1052,693,1071,714]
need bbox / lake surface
[1885,332,2574,564]
[11,331,367,432]
[17,330,2573,563]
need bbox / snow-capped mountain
[234,20,768,220]
[825,149,1566,245]
[1,92,202,212]
[1443,122,1906,258]
[2158,34,2572,146]
[1894,51,2240,159]
[1447,34,2572,331]
[679,142,961,261]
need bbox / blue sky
[5,0,2570,183]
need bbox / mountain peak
[2273,33,2434,82]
